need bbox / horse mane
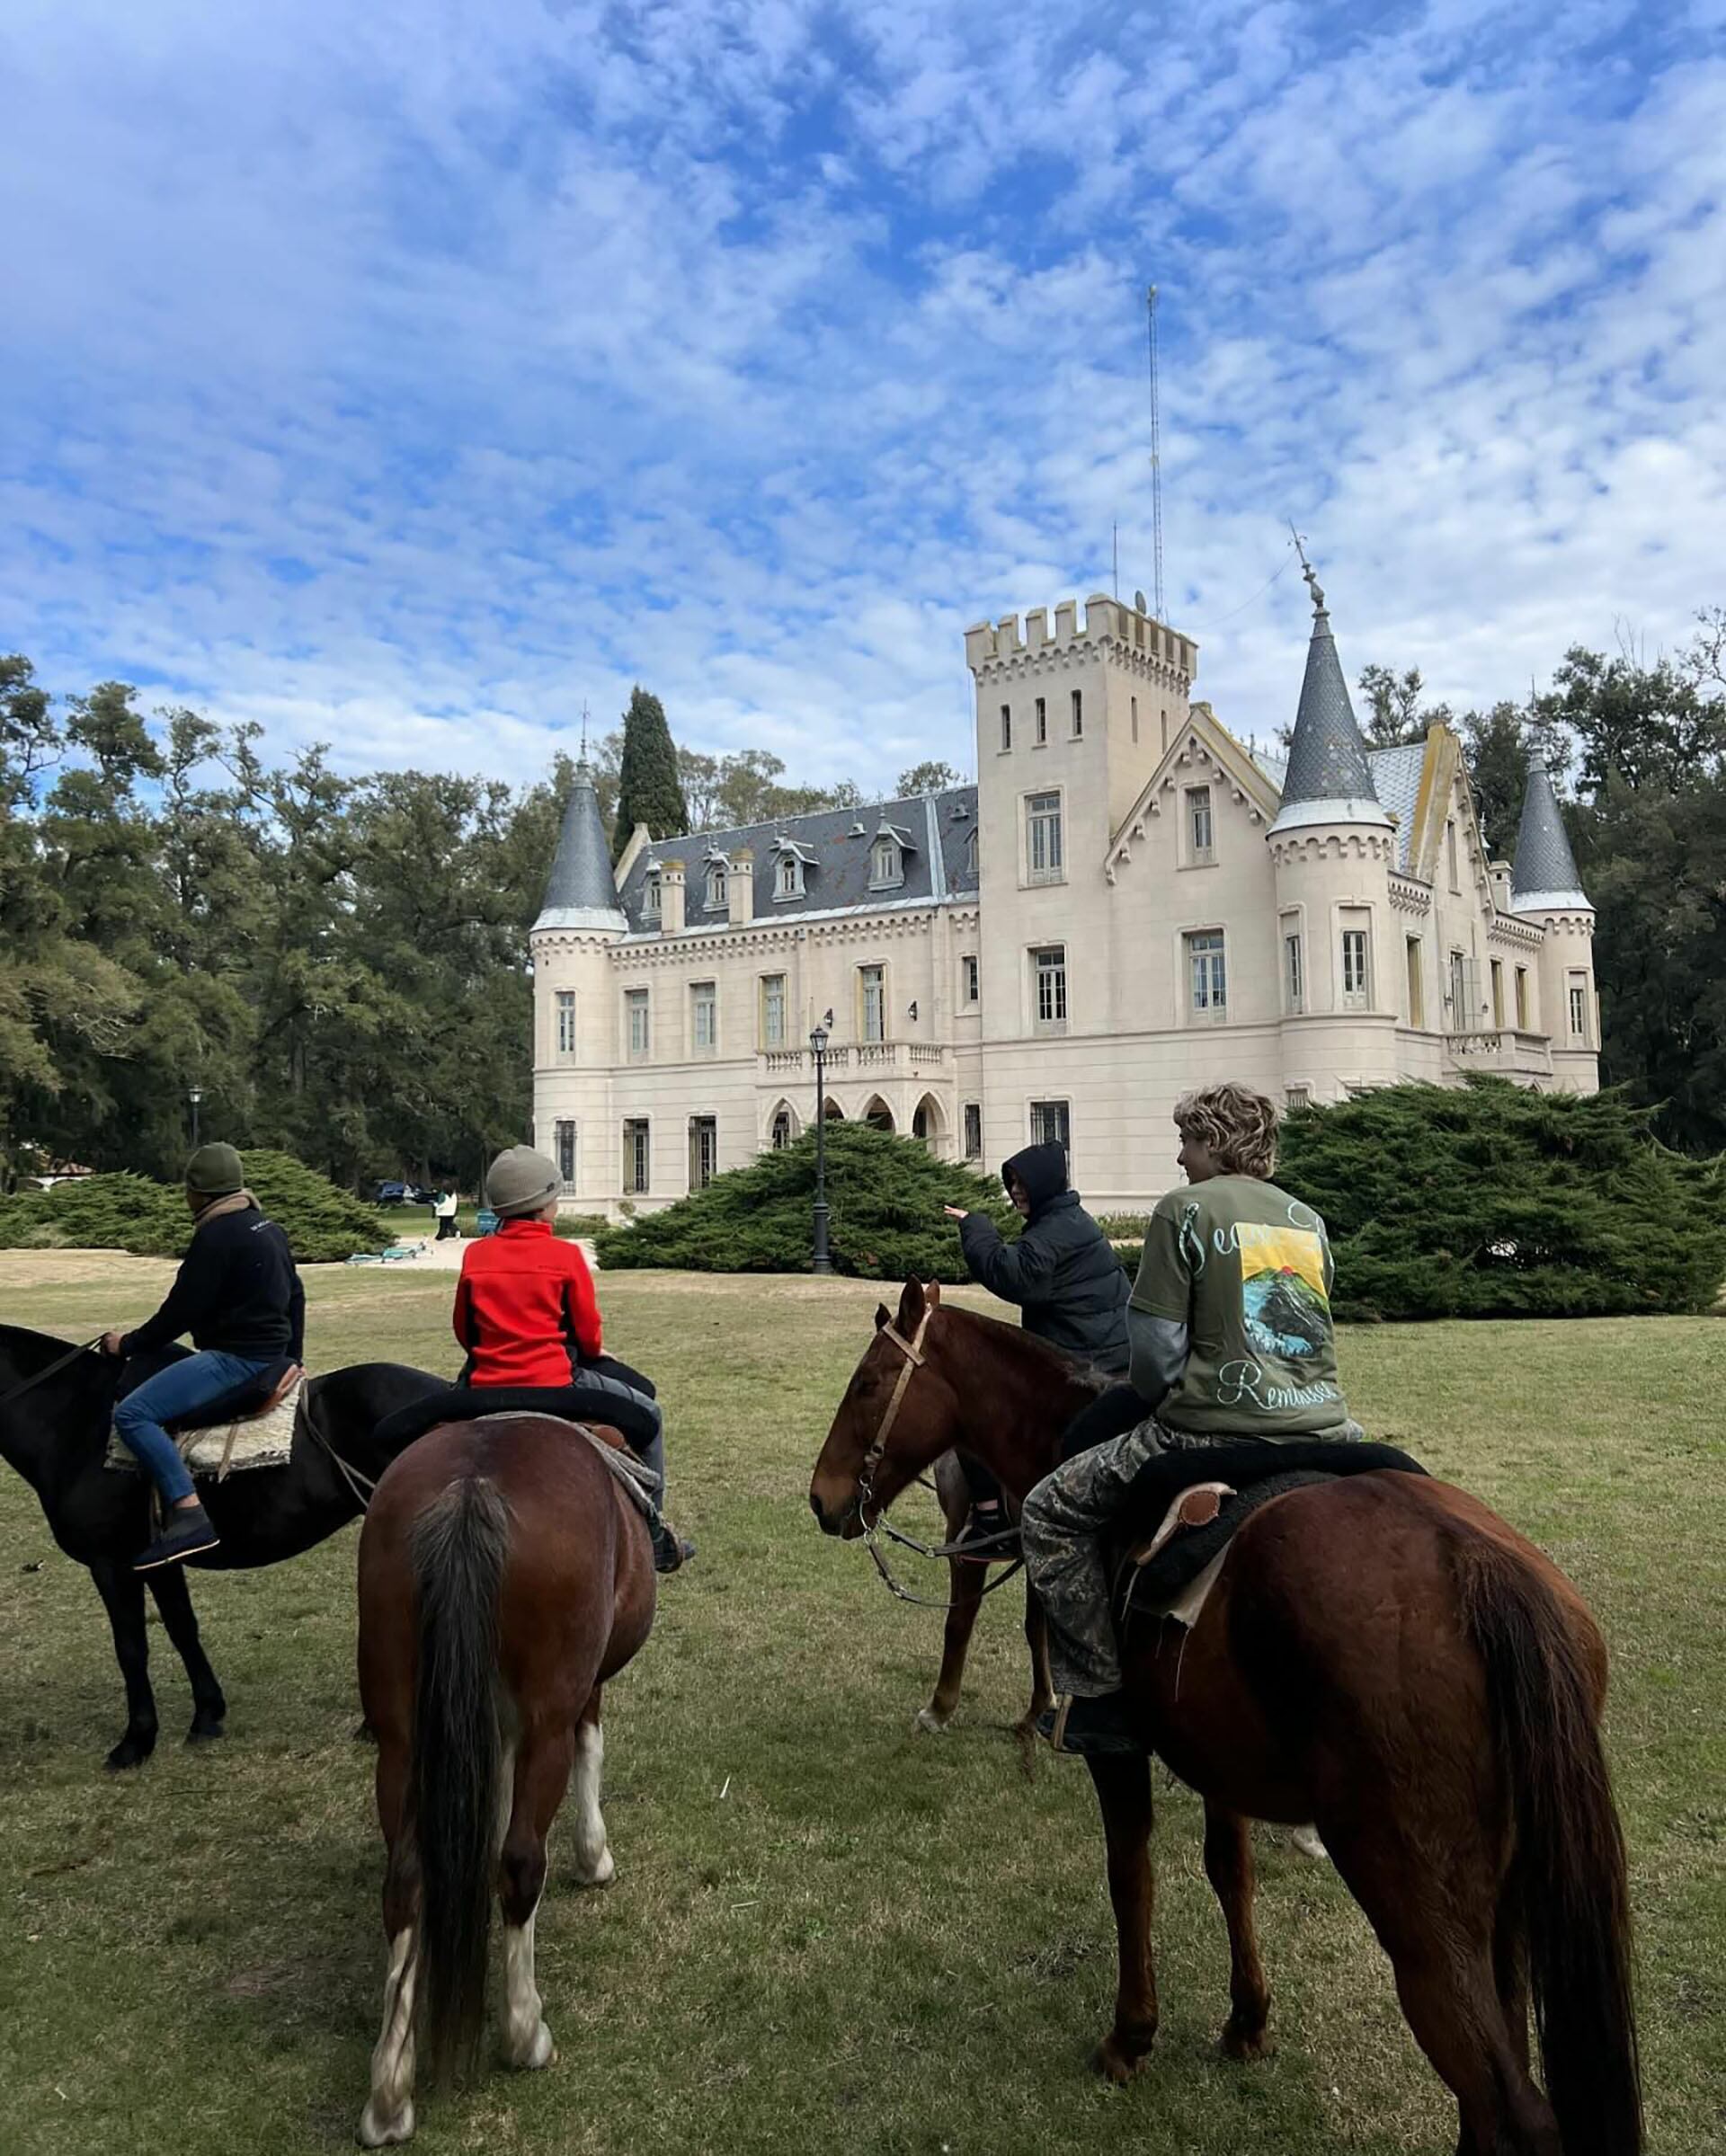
[937,1301,1111,1399]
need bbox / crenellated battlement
[964,592,1197,680]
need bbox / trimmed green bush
[1277,1078,1726,1320]
[0,1149,387,1264]
[594,1123,1017,1281]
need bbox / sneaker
[1035,1692,1151,1759]
[652,1522,696,1575]
[134,1504,221,1572]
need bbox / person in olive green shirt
[1022,1081,1360,1758]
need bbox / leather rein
[0,1337,104,1407]
[853,1309,1026,1610]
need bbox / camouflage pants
[1020,1419,1363,1698]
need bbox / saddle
[1111,1438,1428,1629]
[104,1357,308,1480]
[370,1376,663,1468]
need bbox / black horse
[0,1323,445,1770]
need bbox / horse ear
[925,1280,942,1308]
[896,1277,926,1331]
[874,1303,891,1331]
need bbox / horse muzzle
[808,1489,863,1539]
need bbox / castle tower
[1510,752,1597,1090]
[530,763,628,1211]
[1268,559,1400,1099]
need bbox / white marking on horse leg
[358,1926,418,2146]
[501,1903,556,2069]
[913,1704,951,1735]
[570,1718,613,1885]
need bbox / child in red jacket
[457,1147,692,1570]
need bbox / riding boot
[651,1519,696,1574]
[1036,1691,1151,1758]
[134,1501,221,1573]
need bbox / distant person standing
[433,1189,459,1241]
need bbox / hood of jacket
[1001,1141,1071,1220]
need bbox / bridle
[850,1306,1025,1609]
[0,1337,103,1408]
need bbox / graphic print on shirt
[1236,1220,1330,1362]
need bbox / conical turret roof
[1269,558,1391,835]
[1510,753,1588,913]
[534,764,627,932]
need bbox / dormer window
[706,862,728,910]
[778,856,801,898]
[771,835,815,900]
[965,829,979,879]
[868,821,911,891]
[643,871,662,918]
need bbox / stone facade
[531,584,1597,1217]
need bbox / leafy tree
[1278,1079,1726,1319]
[1357,664,1450,749]
[1539,644,1724,795]
[595,1122,1015,1280]
[897,759,965,796]
[612,686,688,856]
[1458,701,1532,858]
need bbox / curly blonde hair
[1174,1082,1279,1180]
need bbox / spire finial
[579,699,590,766]
[1288,522,1325,615]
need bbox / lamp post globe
[187,1085,205,1149]
[809,1017,832,1275]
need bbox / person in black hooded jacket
[942,1142,1139,1548]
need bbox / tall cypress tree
[611,686,689,858]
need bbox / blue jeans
[112,1350,276,1505]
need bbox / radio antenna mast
[1146,284,1165,622]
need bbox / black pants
[958,1381,1150,1506]
[435,1216,458,1239]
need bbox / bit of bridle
[852,1307,1025,1609]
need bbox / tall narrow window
[770,1107,793,1149]
[1000,703,1012,752]
[761,973,787,1048]
[705,862,727,910]
[1131,695,1139,743]
[965,828,979,879]
[688,1114,717,1190]
[642,873,662,919]
[1490,959,1505,1028]
[1284,931,1303,1013]
[962,954,980,1003]
[1029,1099,1071,1149]
[776,854,803,899]
[555,989,576,1058]
[870,836,902,887]
[1071,688,1083,738]
[1188,785,1214,863]
[626,988,650,1061]
[1515,966,1529,1029]
[1449,950,1468,1029]
[859,964,885,1043]
[1034,696,1047,746]
[1568,976,1588,1043]
[1341,927,1370,1005]
[691,980,716,1055]
[1026,792,1063,883]
[555,1120,576,1192]
[623,1119,651,1195]
[963,1103,982,1158]
[1406,938,1424,1028]
[1446,820,1461,892]
[1033,945,1068,1031]
[1187,930,1227,1018]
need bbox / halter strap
[856,1306,934,1501]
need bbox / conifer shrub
[1277,1078,1726,1320]
[594,1123,1017,1279]
[0,1149,386,1264]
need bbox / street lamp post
[809,1015,832,1275]
[188,1085,205,1149]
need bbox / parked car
[374,1180,437,1207]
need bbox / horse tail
[1455,1534,1641,2155]
[409,1472,512,2085]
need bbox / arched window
[965,828,979,879]
[706,862,728,909]
[770,1107,793,1149]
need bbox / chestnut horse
[354,1414,655,2146]
[810,1281,1640,2156]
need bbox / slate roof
[1270,574,1390,831]
[615,787,980,933]
[1511,755,1589,910]
[535,767,627,930]
[1366,742,1427,871]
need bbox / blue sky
[4,0,1724,795]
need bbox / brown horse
[354,1415,656,2146]
[810,1281,1640,2156]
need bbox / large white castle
[530,568,1597,1217]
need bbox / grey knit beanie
[184,1142,245,1198]
[486,1146,560,1219]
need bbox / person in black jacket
[942,1142,1136,1548]
[101,1143,306,1572]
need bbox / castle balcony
[1442,1029,1553,1082]
[757,1043,949,1081]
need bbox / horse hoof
[105,1734,156,1771]
[187,1719,226,1744]
[574,1846,615,1888]
[913,1706,950,1735]
[353,1718,378,1745]
[1220,2018,1269,2062]
[1094,2033,1152,2084]
[1289,1824,1329,1862]
[356,2098,414,2146]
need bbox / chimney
[660,859,686,936]
[729,849,754,926]
[1489,859,1512,912]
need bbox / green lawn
[1,1264,1722,2155]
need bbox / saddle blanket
[104,1376,307,1479]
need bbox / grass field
[1,1258,1722,2156]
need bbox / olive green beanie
[185,1142,245,1198]
[485,1145,561,1219]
